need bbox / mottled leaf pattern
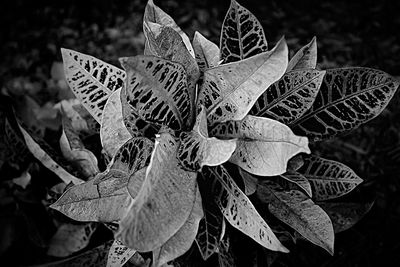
[120,56,192,131]
[279,172,312,197]
[292,68,400,141]
[61,48,125,122]
[199,38,288,124]
[286,37,317,72]
[193,31,220,83]
[298,155,363,201]
[250,69,325,124]
[106,239,137,267]
[203,165,289,253]
[220,0,268,63]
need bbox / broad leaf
[238,168,258,195]
[61,48,125,122]
[117,132,198,251]
[298,155,363,201]
[250,69,325,124]
[178,107,236,171]
[144,0,195,57]
[199,38,288,125]
[100,89,132,158]
[220,0,268,63]
[211,115,310,176]
[120,56,193,131]
[286,37,317,72]
[193,31,220,83]
[279,172,312,198]
[203,165,289,253]
[292,68,400,141]
[257,181,334,255]
[107,239,137,267]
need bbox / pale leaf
[107,239,137,267]
[193,31,220,83]
[286,37,317,72]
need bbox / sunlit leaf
[193,31,220,83]
[298,155,363,201]
[250,69,325,124]
[107,239,137,267]
[286,37,317,72]
[61,48,126,122]
[220,0,268,63]
[279,172,312,198]
[199,38,288,125]
[292,68,400,141]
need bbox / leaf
[292,68,400,141]
[199,38,288,125]
[257,181,334,255]
[193,31,220,83]
[177,107,236,171]
[238,168,258,195]
[153,186,203,267]
[117,132,198,252]
[211,115,310,176]
[279,172,312,198]
[107,239,137,267]
[218,232,236,267]
[202,165,289,253]
[12,169,31,189]
[120,56,193,131]
[287,154,304,172]
[286,37,317,72]
[47,223,97,257]
[61,48,126,122]
[100,88,132,158]
[144,0,195,58]
[250,69,325,125]
[297,155,363,201]
[220,0,268,63]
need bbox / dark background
[1,0,400,266]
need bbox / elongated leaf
[117,132,198,251]
[279,172,312,198]
[250,69,325,124]
[238,168,258,195]
[178,107,236,171]
[257,181,334,255]
[292,68,400,141]
[107,239,137,267]
[220,0,268,63]
[61,48,125,122]
[298,155,363,201]
[153,187,203,267]
[193,31,220,83]
[144,0,195,58]
[203,165,289,253]
[211,115,310,176]
[120,56,192,131]
[286,37,317,72]
[199,38,288,125]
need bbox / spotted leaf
[286,37,317,72]
[193,31,220,83]
[220,0,268,63]
[106,239,137,267]
[61,48,125,123]
[292,68,400,141]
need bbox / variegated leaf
[193,31,220,83]
[250,69,325,124]
[106,239,137,267]
[203,165,289,253]
[199,38,288,125]
[238,168,258,195]
[144,0,195,58]
[153,187,203,267]
[292,68,400,141]
[100,89,132,158]
[117,132,198,252]
[257,181,334,255]
[298,155,363,201]
[220,0,268,63]
[61,48,125,122]
[286,37,317,72]
[211,115,310,176]
[120,56,192,131]
[178,107,236,171]
[279,172,312,197]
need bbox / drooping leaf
[250,69,325,124]
[292,68,400,141]
[178,107,236,171]
[107,239,137,267]
[257,181,334,255]
[117,132,198,252]
[120,56,193,131]
[100,89,132,158]
[279,172,312,198]
[193,31,220,83]
[199,38,288,125]
[144,0,195,58]
[211,115,310,176]
[286,37,317,72]
[297,155,363,201]
[238,167,258,195]
[220,0,268,63]
[202,165,289,253]
[61,48,126,122]
[153,186,203,267]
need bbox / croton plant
[9,0,400,266]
